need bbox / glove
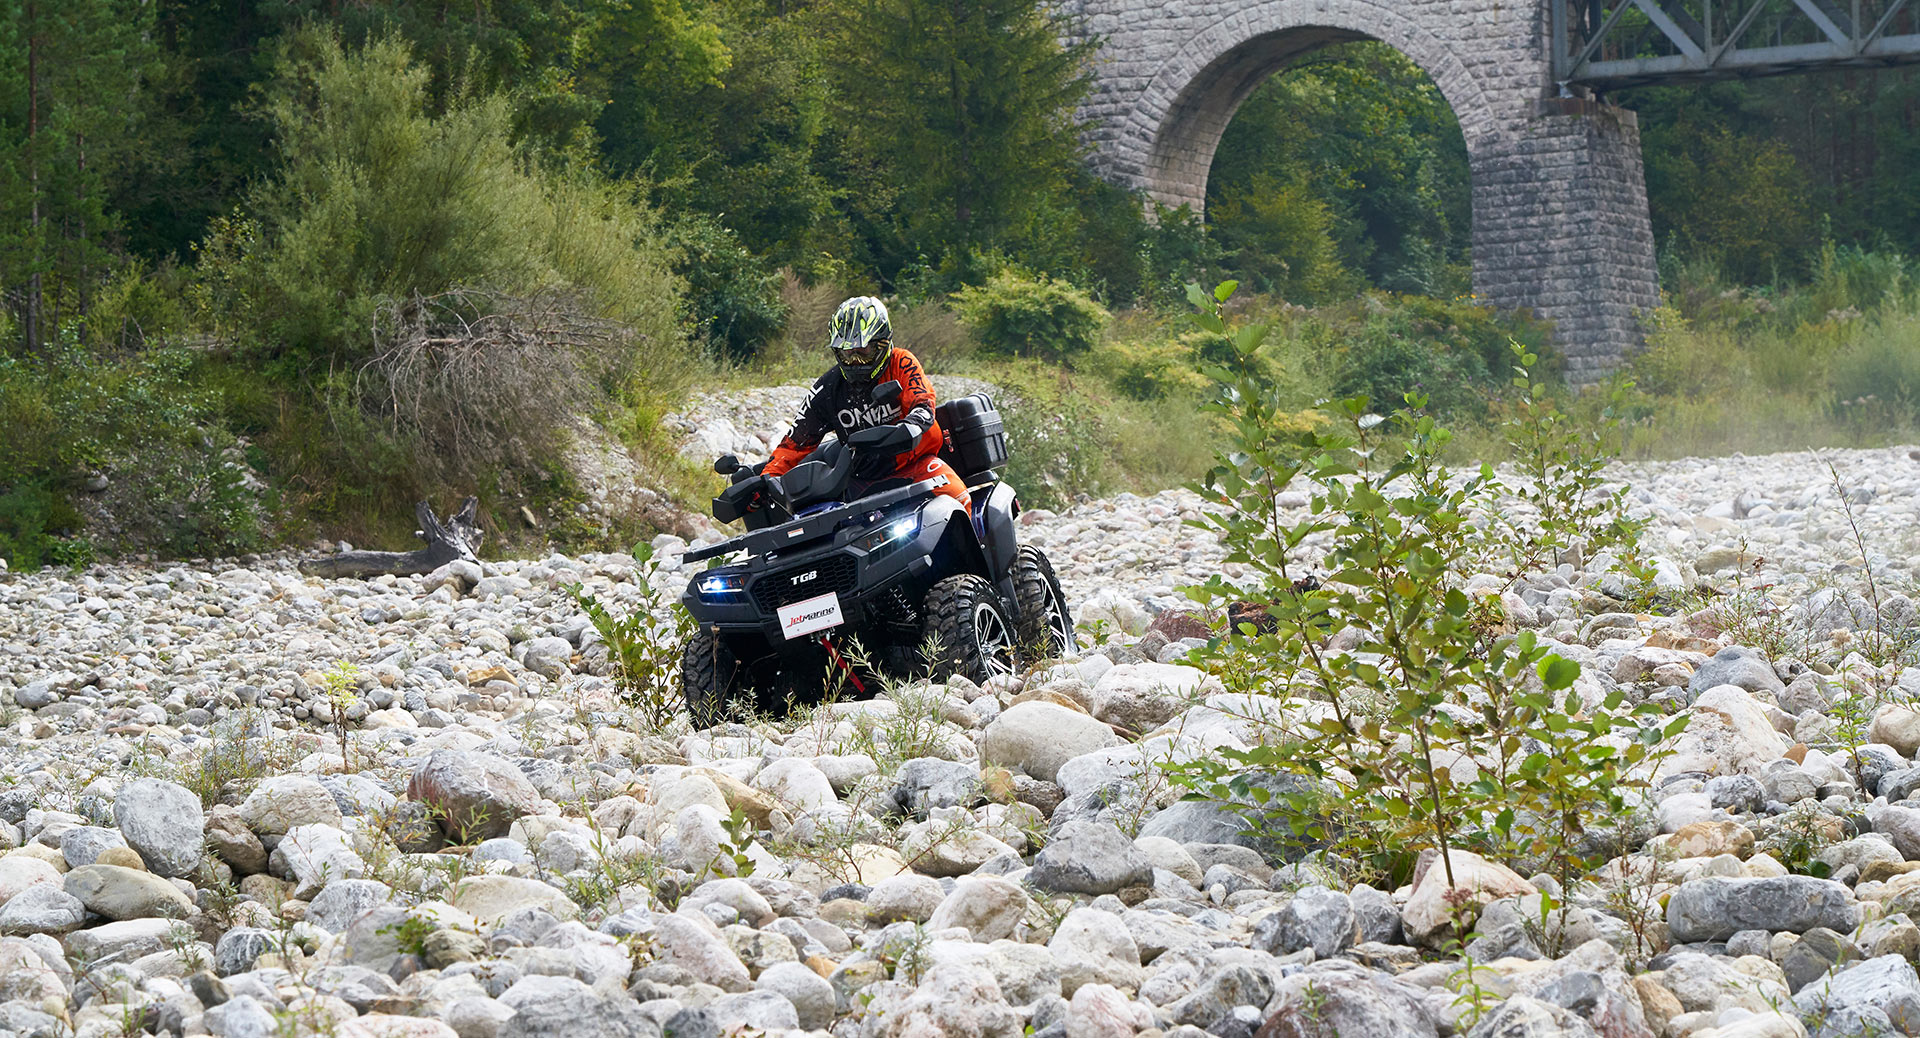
[849,423,915,454]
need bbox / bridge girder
[1554,0,1920,90]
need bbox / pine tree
[0,0,162,350]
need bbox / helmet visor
[832,339,884,368]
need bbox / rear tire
[922,575,1017,683]
[1013,545,1077,661]
[681,628,740,730]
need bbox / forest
[2,0,1918,567]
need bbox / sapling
[1168,280,1685,894]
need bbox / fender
[923,495,990,581]
[979,482,1018,587]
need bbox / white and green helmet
[828,296,893,379]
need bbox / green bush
[1209,172,1353,304]
[1171,282,1682,892]
[220,27,688,385]
[673,214,789,362]
[1323,293,1555,419]
[1830,312,1920,423]
[952,271,1109,363]
[174,27,696,543]
[997,364,1113,508]
[0,485,86,571]
[0,345,262,568]
[1102,337,1208,401]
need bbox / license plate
[777,592,844,640]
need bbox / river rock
[1028,822,1153,895]
[112,778,205,878]
[1689,646,1786,699]
[408,750,541,842]
[1663,685,1791,776]
[982,702,1123,783]
[239,776,342,836]
[1667,876,1858,943]
[62,864,194,920]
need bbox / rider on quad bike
[764,296,971,509]
[676,297,1076,728]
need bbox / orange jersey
[764,349,968,505]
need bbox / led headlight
[855,513,919,554]
[695,571,745,599]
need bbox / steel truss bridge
[1555,0,1920,90]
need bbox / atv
[677,382,1075,728]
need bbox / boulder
[1402,850,1537,946]
[1260,886,1359,959]
[652,913,751,991]
[1087,663,1215,732]
[1135,771,1320,861]
[1028,822,1153,896]
[1049,907,1143,996]
[867,874,946,924]
[1666,876,1858,943]
[1872,706,1920,758]
[755,961,837,1030]
[0,884,86,935]
[1258,960,1439,1038]
[926,876,1030,942]
[61,864,194,920]
[239,776,342,835]
[752,759,838,815]
[270,824,368,900]
[0,857,61,903]
[448,876,579,926]
[982,702,1122,783]
[111,779,205,878]
[1792,954,1920,1032]
[1689,646,1786,699]
[1462,995,1600,1038]
[408,750,541,842]
[1662,685,1791,776]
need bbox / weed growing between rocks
[183,710,303,807]
[568,543,694,733]
[1169,281,1687,897]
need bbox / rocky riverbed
[2,429,1920,1038]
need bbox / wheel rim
[971,600,1016,677]
[1042,577,1078,654]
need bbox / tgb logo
[837,401,898,431]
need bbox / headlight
[855,513,919,554]
[695,572,745,599]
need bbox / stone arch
[1071,0,1660,375]
[1131,2,1497,215]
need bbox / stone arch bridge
[1065,0,1660,378]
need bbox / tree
[582,0,733,181]
[827,0,1094,279]
[1208,42,1470,298]
[0,0,163,350]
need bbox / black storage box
[936,393,1009,481]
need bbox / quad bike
[677,382,1075,729]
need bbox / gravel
[0,392,1917,1036]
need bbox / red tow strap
[819,636,867,695]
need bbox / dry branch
[301,497,484,579]
[357,288,632,478]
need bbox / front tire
[1013,545,1077,661]
[681,628,740,730]
[922,575,1017,682]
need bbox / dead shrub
[359,288,631,479]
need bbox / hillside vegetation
[1,3,1917,568]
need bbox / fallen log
[300,497,484,579]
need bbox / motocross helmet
[827,296,893,380]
